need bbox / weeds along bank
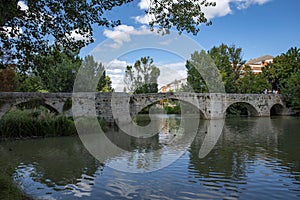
[0,108,108,140]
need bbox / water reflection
[189,117,300,199]
[0,116,299,199]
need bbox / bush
[0,108,77,139]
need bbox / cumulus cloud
[134,14,155,25]
[138,0,151,10]
[134,0,271,23]
[103,25,154,49]
[156,62,187,87]
[103,59,187,91]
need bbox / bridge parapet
[0,92,290,122]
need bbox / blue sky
[77,0,300,90]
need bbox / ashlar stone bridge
[0,92,290,123]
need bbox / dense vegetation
[0,108,76,139]
[184,45,300,114]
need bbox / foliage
[17,74,45,92]
[185,50,224,93]
[0,0,215,70]
[264,47,300,91]
[164,101,181,114]
[0,164,29,200]
[17,48,81,92]
[17,53,114,92]
[263,47,300,112]
[124,56,160,93]
[75,55,114,92]
[208,44,246,93]
[0,67,17,92]
[282,70,300,114]
[236,66,271,93]
[0,109,77,138]
[148,0,216,35]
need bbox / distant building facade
[245,55,274,74]
[159,78,187,93]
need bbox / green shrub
[0,108,77,139]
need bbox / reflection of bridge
[0,92,290,122]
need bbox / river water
[0,115,299,199]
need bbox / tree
[208,44,246,93]
[283,70,300,113]
[17,48,82,92]
[236,65,270,94]
[0,0,216,71]
[124,56,160,93]
[75,55,113,92]
[264,47,300,91]
[185,50,224,93]
[264,47,300,112]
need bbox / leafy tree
[236,65,270,93]
[17,74,44,92]
[75,55,113,92]
[283,70,300,113]
[124,56,160,93]
[0,0,216,71]
[208,44,245,93]
[264,47,300,112]
[264,47,300,91]
[20,49,82,92]
[185,50,224,93]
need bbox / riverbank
[0,166,33,200]
[0,108,109,140]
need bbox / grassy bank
[0,165,32,200]
[0,108,77,139]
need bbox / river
[0,115,299,199]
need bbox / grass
[0,108,77,139]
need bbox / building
[245,55,274,74]
[159,78,187,93]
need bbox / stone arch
[132,96,207,119]
[225,102,259,117]
[15,99,60,114]
[270,103,285,116]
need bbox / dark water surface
[0,116,299,199]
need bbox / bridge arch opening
[132,98,206,126]
[270,104,284,116]
[15,99,59,115]
[225,102,259,117]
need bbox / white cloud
[234,0,271,10]
[138,0,151,10]
[103,59,187,92]
[134,14,155,25]
[18,1,28,11]
[103,25,154,48]
[156,62,187,87]
[134,0,271,23]
[203,0,272,19]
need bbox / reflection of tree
[189,120,248,181]
[1,137,102,187]
[189,117,300,192]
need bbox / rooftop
[246,55,274,65]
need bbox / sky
[19,0,300,91]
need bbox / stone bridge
[0,92,290,123]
